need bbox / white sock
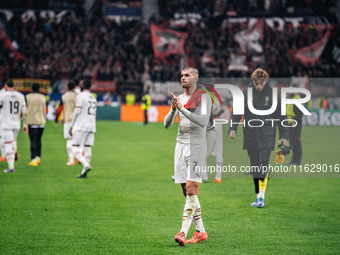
[259,190,265,200]
[1,142,5,157]
[5,143,15,169]
[180,195,197,236]
[215,163,222,179]
[257,193,260,199]
[84,146,92,165]
[13,141,17,152]
[193,198,205,233]
[66,139,74,162]
[72,145,88,166]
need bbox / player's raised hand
[170,93,178,111]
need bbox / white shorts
[64,122,72,139]
[174,142,207,184]
[207,124,223,163]
[1,129,19,143]
[72,131,95,146]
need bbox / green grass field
[0,121,339,254]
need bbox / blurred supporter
[0,0,339,85]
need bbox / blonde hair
[182,67,199,80]
[251,68,269,80]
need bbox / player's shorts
[72,131,95,146]
[1,129,19,143]
[64,122,72,139]
[174,142,207,184]
[207,124,223,163]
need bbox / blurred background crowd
[1,0,339,84]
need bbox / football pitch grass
[0,121,339,254]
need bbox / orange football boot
[186,231,208,244]
[174,232,186,246]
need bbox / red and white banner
[295,29,330,67]
[234,18,264,54]
[150,23,187,59]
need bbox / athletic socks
[72,145,87,166]
[180,195,197,236]
[66,139,74,163]
[5,143,15,169]
[192,197,206,233]
[84,146,92,165]
[259,190,265,200]
[215,163,222,179]
[258,173,269,199]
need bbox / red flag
[150,23,187,59]
[0,15,25,60]
[234,18,264,54]
[295,29,330,67]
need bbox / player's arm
[164,108,178,129]
[177,94,212,128]
[55,99,63,124]
[69,97,82,135]
[228,90,246,139]
[164,93,179,128]
[21,96,28,134]
[228,112,242,139]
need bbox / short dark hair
[82,79,92,90]
[73,78,79,85]
[32,83,40,92]
[5,80,14,88]
[68,81,75,90]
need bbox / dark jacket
[229,82,289,150]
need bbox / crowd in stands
[0,0,339,83]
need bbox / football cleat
[257,198,265,208]
[174,232,186,246]
[214,178,222,183]
[4,168,15,173]
[202,178,209,183]
[67,161,75,166]
[77,165,92,178]
[251,198,259,207]
[35,158,40,164]
[0,156,6,161]
[29,160,39,166]
[186,231,208,244]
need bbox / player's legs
[28,126,38,160]
[72,131,93,178]
[0,129,6,161]
[182,144,207,243]
[248,148,271,207]
[205,129,216,182]
[2,129,16,172]
[289,124,302,165]
[35,127,44,161]
[66,139,74,164]
[64,122,75,164]
[72,131,88,166]
[214,125,223,182]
